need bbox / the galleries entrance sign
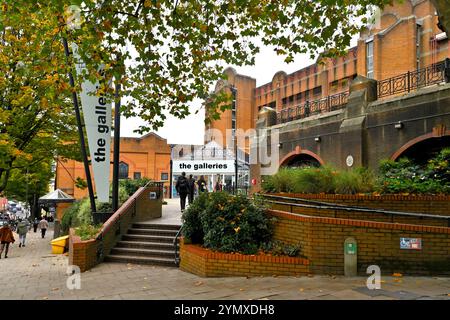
[173,160,235,174]
[73,44,111,203]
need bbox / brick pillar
[339,76,377,169]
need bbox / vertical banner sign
[72,44,111,203]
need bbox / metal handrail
[258,193,450,224]
[173,226,182,266]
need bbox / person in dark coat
[175,172,190,212]
[197,175,208,193]
[187,174,196,205]
[0,223,15,259]
[214,180,222,192]
[33,218,39,233]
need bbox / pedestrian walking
[0,222,15,259]
[16,218,30,247]
[187,174,196,205]
[197,175,208,193]
[214,180,222,192]
[33,218,39,233]
[175,172,190,212]
[38,217,49,239]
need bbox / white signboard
[73,44,111,203]
[173,160,235,174]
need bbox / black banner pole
[112,80,121,212]
[62,36,97,214]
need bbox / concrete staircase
[105,222,181,267]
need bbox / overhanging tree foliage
[0,3,79,193]
[2,0,448,193]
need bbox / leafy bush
[181,192,208,243]
[61,183,134,234]
[61,200,81,234]
[377,149,450,194]
[182,192,275,255]
[75,223,102,241]
[120,178,151,196]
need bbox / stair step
[104,255,176,267]
[132,223,181,231]
[116,241,178,250]
[110,247,175,258]
[128,228,178,236]
[121,234,175,243]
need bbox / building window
[119,162,129,179]
[133,172,141,180]
[161,172,169,181]
[366,40,374,79]
[312,86,322,96]
[330,80,338,92]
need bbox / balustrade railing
[277,91,348,124]
[377,59,449,98]
[275,59,450,125]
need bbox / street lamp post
[169,144,175,199]
[230,86,238,195]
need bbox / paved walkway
[0,210,449,300]
[149,198,182,225]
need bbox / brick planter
[68,228,100,273]
[179,239,310,277]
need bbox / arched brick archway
[391,126,450,161]
[279,146,325,168]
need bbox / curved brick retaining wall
[270,209,450,276]
[179,239,310,277]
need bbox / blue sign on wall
[400,238,422,250]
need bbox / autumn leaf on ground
[52,288,59,291]
[240,288,245,291]
[299,288,304,292]
[194,281,203,286]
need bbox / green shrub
[120,178,151,196]
[262,165,375,194]
[60,200,81,234]
[292,166,336,194]
[376,149,450,194]
[199,192,274,254]
[335,167,375,194]
[181,192,208,243]
[75,223,102,241]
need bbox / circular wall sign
[346,155,354,167]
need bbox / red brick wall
[68,229,99,273]
[180,239,310,277]
[68,185,163,272]
[270,210,450,276]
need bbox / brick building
[55,133,171,207]
[210,0,449,133]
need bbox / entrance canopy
[38,189,75,204]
